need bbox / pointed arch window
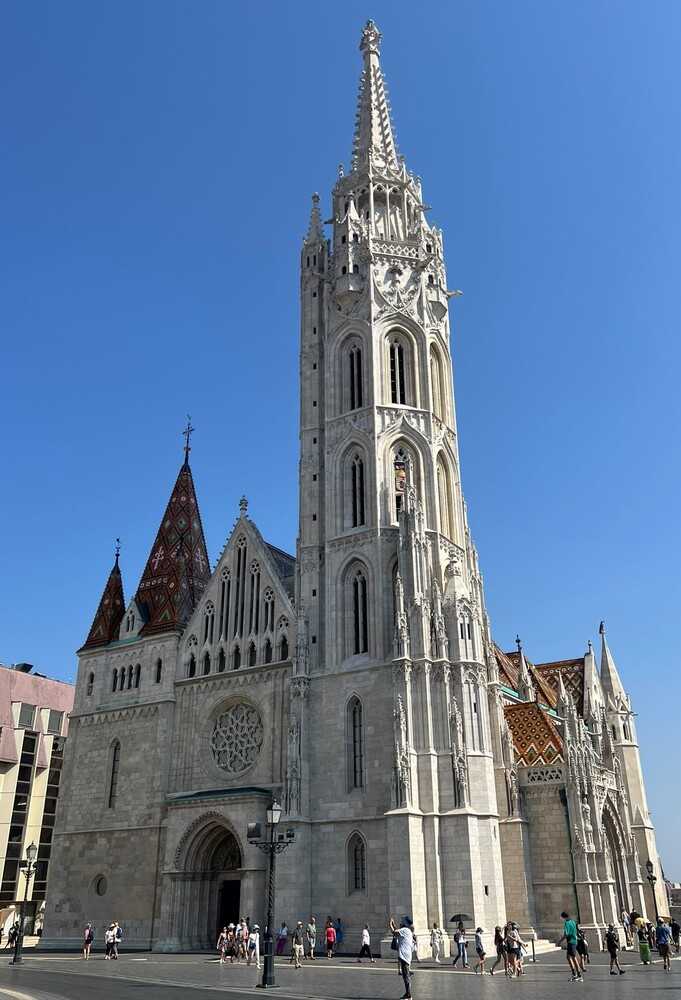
[134,663,141,689]
[233,645,241,670]
[263,589,275,632]
[203,602,215,645]
[347,696,365,789]
[188,654,196,678]
[108,741,121,809]
[437,455,453,540]
[349,454,365,528]
[389,338,406,403]
[430,345,445,421]
[233,538,247,638]
[264,638,272,664]
[347,832,367,894]
[249,562,261,635]
[218,648,226,672]
[348,567,369,656]
[349,345,363,410]
[279,635,289,661]
[155,659,162,683]
[392,444,418,520]
[203,651,211,675]
[87,672,94,696]
[111,668,118,693]
[126,665,133,690]
[248,642,257,667]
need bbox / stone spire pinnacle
[582,635,604,722]
[351,20,400,172]
[515,636,536,702]
[599,620,627,707]
[304,193,324,245]
[81,545,126,650]
[134,457,210,636]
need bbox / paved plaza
[0,949,676,1000]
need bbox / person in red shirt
[325,920,337,959]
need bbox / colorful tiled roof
[135,460,210,636]
[81,555,125,650]
[494,645,557,709]
[535,658,585,715]
[504,701,564,766]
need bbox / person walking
[671,916,680,953]
[637,920,652,965]
[605,924,626,975]
[430,923,443,963]
[247,924,261,969]
[620,910,632,948]
[335,917,344,952]
[474,928,486,974]
[452,922,468,968]
[306,916,317,960]
[576,926,589,971]
[113,922,122,959]
[357,925,375,963]
[505,923,525,977]
[292,921,305,969]
[276,922,288,956]
[83,922,94,960]
[655,918,672,973]
[217,926,229,964]
[104,924,116,959]
[325,920,337,959]
[489,926,506,976]
[389,916,414,1000]
[558,911,582,982]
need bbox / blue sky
[3,1,679,874]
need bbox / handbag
[391,933,399,951]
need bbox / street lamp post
[250,801,294,989]
[645,860,659,923]
[10,842,38,966]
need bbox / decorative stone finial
[360,19,381,57]
[515,634,522,653]
[182,414,194,465]
[587,640,593,653]
[599,620,605,635]
[239,495,248,515]
[114,537,121,567]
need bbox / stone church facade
[42,22,666,952]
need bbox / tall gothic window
[188,654,196,678]
[126,664,133,690]
[203,602,215,645]
[264,638,272,664]
[279,635,289,660]
[347,832,367,893]
[389,338,406,404]
[348,696,365,789]
[349,345,363,410]
[349,567,369,655]
[233,645,241,670]
[437,455,453,540]
[233,539,247,637]
[351,454,365,527]
[392,443,418,520]
[430,345,445,421]
[249,562,261,635]
[248,641,257,667]
[108,741,121,809]
[134,663,141,688]
[155,659,162,683]
[203,651,211,675]
[87,672,94,696]
[112,668,118,693]
[219,571,231,640]
[218,648,226,672]
[263,588,275,632]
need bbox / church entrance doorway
[218,879,241,935]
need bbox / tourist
[558,911,582,982]
[489,926,506,976]
[620,910,632,948]
[306,916,317,960]
[83,922,94,960]
[655,918,672,973]
[357,924,375,963]
[637,920,651,964]
[671,916,680,953]
[217,926,229,964]
[335,917,344,952]
[276,921,288,956]
[473,927,486,974]
[389,915,414,1000]
[576,925,590,970]
[240,918,249,960]
[430,922,443,963]
[325,919,336,958]
[452,921,468,968]
[247,924,260,969]
[605,924,625,975]
[292,921,305,969]
[505,922,525,977]
[104,923,116,959]
[113,921,122,959]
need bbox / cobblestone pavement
[0,949,677,1000]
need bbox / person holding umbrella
[450,914,471,969]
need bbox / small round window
[94,875,107,896]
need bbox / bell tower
[297,20,505,935]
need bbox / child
[605,924,625,975]
[576,926,589,971]
[474,927,486,974]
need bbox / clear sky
[3,1,679,875]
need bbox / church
[42,22,666,952]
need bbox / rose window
[210,703,264,774]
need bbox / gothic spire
[582,637,604,722]
[134,455,210,637]
[351,20,400,173]
[599,620,628,707]
[81,542,126,650]
[515,636,536,702]
[304,192,324,245]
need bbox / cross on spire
[515,634,522,653]
[182,415,194,465]
[114,537,121,567]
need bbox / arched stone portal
[602,804,630,918]
[157,814,257,951]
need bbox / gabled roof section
[535,657,585,715]
[504,701,564,767]
[135,460,210,637]
[495,645,558,709]
[265,543,296,598]
[351,20,400,173]
[81,551,126,651]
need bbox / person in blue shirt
[655,919,672,973]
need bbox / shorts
[566,943,577,958]
[476,948,485,959]
[658,944,670,959]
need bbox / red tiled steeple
[135,458,210,637]
[82,547,126,650]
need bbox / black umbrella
[450,913,472,923]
